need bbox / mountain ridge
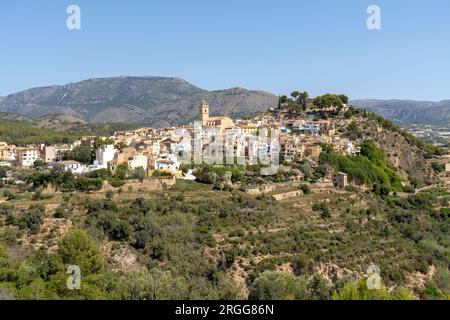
[2,77,450,127]
[351,99,450,125]
[0,77,277,127]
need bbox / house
[43,146,56,163]
[80,136,98,148]
[17,147,40,167]
[0,142,10,162]
[280,136,305,160]
[154,154,180,172]
[292,121,320,135]
[333,172,349,189]
[60,160,82,172]
[94,145,117,169]
[128,154,148,171]
[238,123,259,135]
[306,146,322,160]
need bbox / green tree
[57,229,104,275]
[291,91,301,100]
[338,94,349,104]
[299,92,309,110]
[115,164,129,180]
[314,94,344,110]
[63,146,93,164]
[33,160,44,168]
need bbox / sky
[1,0,449,100]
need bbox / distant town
[0,97,375,191]
[1,95,449,195]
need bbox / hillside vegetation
[0,182,449,300]
[0,116,138,146]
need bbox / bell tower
[199,99,209,125]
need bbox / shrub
[53,206,70,219]
[18,206,45,233]
[312,202,330,219]
[249,272,308,300]
[105,190,114,200]
[299,184,311,194]
[3,190,15,201]
[110,221,131,241]
[110,178,125,188]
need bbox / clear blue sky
[1,0,449,100]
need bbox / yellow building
[238,123,259,135]
[0,142,9,161]
[199,100,235,131]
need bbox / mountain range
[0,77,277,127]
[1,76,449,127]
[350,99,450,126]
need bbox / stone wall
[246,180,334,195]
[101,178,176,192]
[272,190,303,201]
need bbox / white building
[128,154,148,170]
[154,154,180,172]
[18,148,40,167]
[94,145,117,169]
[60,160,82,172]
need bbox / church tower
[199,99,209,125]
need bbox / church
[199,100,235,131]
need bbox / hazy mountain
[351,99,450,125]
[0,77,277,127]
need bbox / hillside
[0,113,139,146]
[351,99,450,126]
[335,114,435,183]
[0,97,449,300]
[0,112,34,123]
[0,77,277,127]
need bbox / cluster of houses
[3,100,445,189]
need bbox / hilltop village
[0,93,449,196]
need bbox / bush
[105,190,114,200]
[110,221,131,241]
[432,162,445,173]
[110,178,125,188]
[75,178,103,192]
[53,206,70,219]
[249,272,308,300]
[312,202,330,219]
[300,184,311,194]
[3,190,15,201]
[18,206,45,233]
